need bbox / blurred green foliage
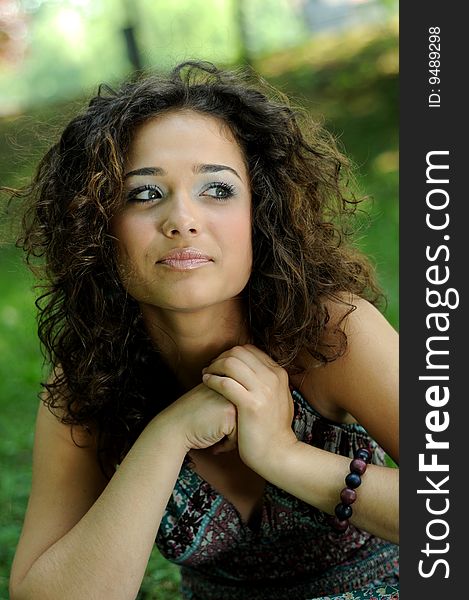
[1,0,312,111]
[260,20,399,326]
[0,16,398,600]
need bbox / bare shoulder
[293,295,399,462]
[10,387,109,590]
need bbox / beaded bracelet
[330,447,371,533]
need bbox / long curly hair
[13,60,383,470]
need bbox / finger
[207,345,263,372]
[242,345,289,386]
[241,344,280,369]
[228,344,281,373]
[203,356,257,391]
[207,346,278,385]
[202,374,250,409]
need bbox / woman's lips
[158,257,212,270]
[157,248,213,271]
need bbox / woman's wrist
[256,440,399,543]
[145,408,190,457]
[259,440,349,512]
[253,434,303,482]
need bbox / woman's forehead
[126,110,248,175]
[133,109,237,144]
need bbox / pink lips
[157,247,213,271]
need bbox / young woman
[9,61,398,600]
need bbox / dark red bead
[355,448,371,463]
[340,487,357,505]
[331,517,349,533]
[330,448,371,534]
[350,458,367,475]
[345,472,362,489]
[335,503,353,520]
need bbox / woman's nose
[160,192,200,238]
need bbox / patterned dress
[156,389,399,600]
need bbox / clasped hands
[201,344,299,474]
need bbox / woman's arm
[202,299,399,543]
[300,296,399,463]
[256,439,399,544]
[10,384,236,600]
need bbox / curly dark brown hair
[11,60,383,470]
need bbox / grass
[0,19,398,599]
[0,245,43,597]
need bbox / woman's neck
[140,298,251,391]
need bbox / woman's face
[111,110,252,313]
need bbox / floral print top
[156,390,399,600]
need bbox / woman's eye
[127,185,162,203]
[202,182,235,201]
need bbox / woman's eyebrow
[124,167,165,178]
[124,164,242,180]
[193,163,241,180]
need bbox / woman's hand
[201,344,298,474]
[157,383,237,453]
